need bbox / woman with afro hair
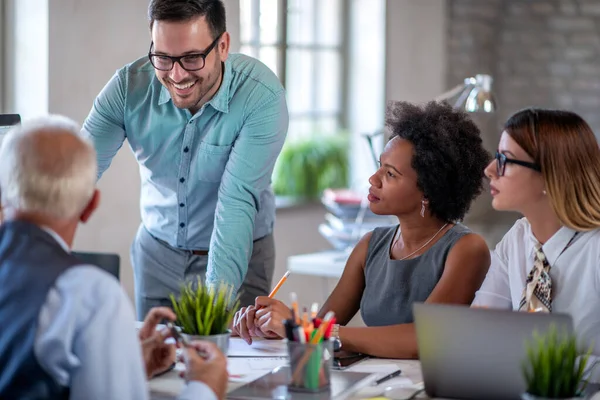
[232,101,492,359]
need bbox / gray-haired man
[0,115,227,400]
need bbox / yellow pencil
[268,270,291,298]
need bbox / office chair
[72,251,120,280]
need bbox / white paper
[346,359,417,399]
[227,357,288,382]
[227,337,288,357]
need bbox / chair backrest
[0,114,21,137]
[72,251,120,280]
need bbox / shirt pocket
[195,142,233,183]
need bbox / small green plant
[169,279,240,336]
[522,324,593,398]
[272,132,349,199]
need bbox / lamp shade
[463,74,496,113]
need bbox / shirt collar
[40,226,71,253]
[157,60,231,114]
[526,221,578,266]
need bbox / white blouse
[473,218,600,359]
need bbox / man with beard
[83,0,288,319]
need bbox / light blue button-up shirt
[82,53,288,292]
[36,227,216,400]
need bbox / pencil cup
[287,340,333,392]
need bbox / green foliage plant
[522,324,593,398]
[272,132,349,199]
[169,279,240,336]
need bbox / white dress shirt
[34,228,217,400]
[473,218,600,359]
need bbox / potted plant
[521,325,593,400]
[272,131,349,200]
[169,279,239,355]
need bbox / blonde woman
[473,108,600,358]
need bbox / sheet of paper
[347,359,417,399]
[227,337,288,357]
[227,356,288,383]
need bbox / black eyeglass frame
[495,109,543,176]
[148,33,222,72]
[495,151,541,176]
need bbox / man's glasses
[495,152,541,177]
[148,33,222,72]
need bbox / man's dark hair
[148,0,226,39]
[386,101,491,222]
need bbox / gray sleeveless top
[360,223,471,326]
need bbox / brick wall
[448,0,600,138]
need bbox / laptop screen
[0,114,21,137]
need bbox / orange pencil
[268,270,291,298]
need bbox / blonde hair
[505,108,600,231]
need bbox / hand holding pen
[138,307,178,378]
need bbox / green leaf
[272,131,349,198]
[169,279,237,336]
[523,324,592,397]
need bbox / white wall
[385,0,447,104]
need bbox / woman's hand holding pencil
[253,297,293,337]
[231,271,292,344]
[232,297,292,343]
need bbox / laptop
[413,302,574,400]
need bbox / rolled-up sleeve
[206,91,288,293]
[81,70,127,179]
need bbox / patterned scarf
[519,243,552,313]
[518,232,579,313]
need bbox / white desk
[287,250,348,278]
[287,250,349,300]
[148,337,427,399]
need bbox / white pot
[181,330,231,356]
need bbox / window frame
[239,0,348,135]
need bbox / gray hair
[0,115,97,220]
